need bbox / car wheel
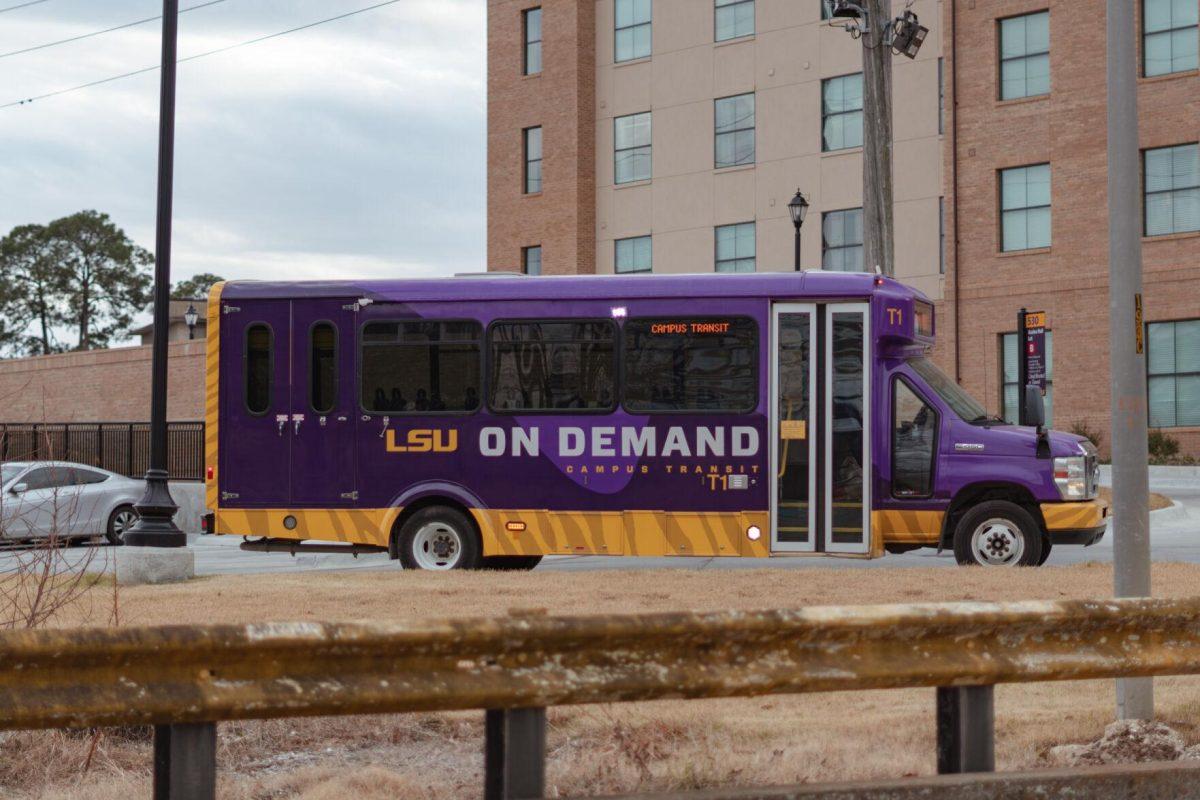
[952,500,1042,567]
[1037,536,1053,566]
[106,505,138,546]
[482,555,543,571]
[397,507,482,571]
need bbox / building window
[1000,163,1051,251]
[938,57,944,135]
[715,0,754,41]
[1143,0,1199,77]
[614,112,652,184]
[1148,320,1200,427]
[522,245,542,275]
[715,222,755,272]
[615,235,652,273]
[822,208,863,270]
[523,7,542,75]
[361,321,482,413]
[523,126,542,194]
[489,321,617,412]
[623,317,758,412]
[1144,143,1200,236]
[939,197,946,274]
[714,93,755,168]
[1001,331,1054,425]
[615,0,651,62]
[820,0,833,20]
[822,74,863,151]
[999,11,1050,100]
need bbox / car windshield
[907,357,991,424]
[1,464,25,485]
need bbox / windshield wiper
[967,414,1004,426]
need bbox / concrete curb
[1150,500,1193,525]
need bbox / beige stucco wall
[593,0,945,299]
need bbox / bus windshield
[907,357,993,425]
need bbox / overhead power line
[1,0,404,110]
[0,0,48,14]
[0,0,228,60]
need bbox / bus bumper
[1040,499,1108,547]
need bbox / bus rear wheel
[483,555,543,571]
[952,500,1043,567]
[398,507,482,571]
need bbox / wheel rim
[970,518,1024,566]
[411,522,463,570]
[112,510,137,541]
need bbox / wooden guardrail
[3,597,1200,799]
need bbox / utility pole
[1106,0,1152,720]
[861,0,894,277]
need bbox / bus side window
[488,320,616,412]
[310,322,337,414]
[360,320,482,413]
[891,377,937,498]
[622,317,758,412]
[245,323,273,415]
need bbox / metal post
[153,722,216,800]
[126,0,184,547]
[794,227,802,271]
[484,707,546,800]
[1017,307,1028,425]
[936,686,995,774]
[1107,0,1153,720]
[861,0,895,277]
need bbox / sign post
[1017,309,1047,426]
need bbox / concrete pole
[861,0,895,277]
[1106,0,1153,720]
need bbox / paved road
[4,473,1196,576]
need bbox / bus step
[239,538,388,557]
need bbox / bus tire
[482,555,543,571]
[1037,537,1053,566]
[397,506,482,571]
[952,500,1042,567]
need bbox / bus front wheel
[398,507,482,571]
[483,555,543,571]
[952,500,1043,567]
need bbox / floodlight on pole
[889,10,929,58]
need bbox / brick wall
[487,0,596,274]
[0,341,205,423]
[947,0,1200,458]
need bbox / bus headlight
[1053,456,1087,500]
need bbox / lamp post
[184,303,198,340]
[788,189,809,271]
[124,0,184,550]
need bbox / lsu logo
[386,429,458,453]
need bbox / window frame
[486,317,619,415]
[523,126,542,194]
[1142,0,1199,77]
[1142,142,1200,237]
[822,207,864,271]
[308,319,338,415]
[1145,317,1200,428]
[522,245,542,275]
[821,72,864,152]
[243,322,274,417]
[999,162,1052,252]
[615,235,653,273]
[714,0,755,42]
[357,318,484,417]
[714,92,756,169]
[714,221,756,273]
[522,6,542,76]
[620,315,760,415]
[614,111,652,185]
[614,0,652,62]
[997,9,1051,101]
[890,374,939,500]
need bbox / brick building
[487,0,1200,455]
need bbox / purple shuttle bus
[203,271,1105,569]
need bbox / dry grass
[12,561,1200,798]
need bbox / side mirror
[9,482,27,495]
[1023,385,1045,428]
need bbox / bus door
[770,302,870,554]
[289,300,357,506]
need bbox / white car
[0,461,143,545]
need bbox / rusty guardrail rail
[3,597,1200,799]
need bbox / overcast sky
[0,0,486,301]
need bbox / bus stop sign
[1023,310,1047,391]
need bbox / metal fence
[0,422,204,481]
[4,596,1200,799]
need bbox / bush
[1069,420,1103,450]
[1147,429,1189,465]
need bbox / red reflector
[206,466,214,480]
[200,516,209,531]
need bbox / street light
[788,189,809,271]
[184,303,198,340]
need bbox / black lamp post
[125,0,183,548]
[788,189,809,271]
[184,303,198,340]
